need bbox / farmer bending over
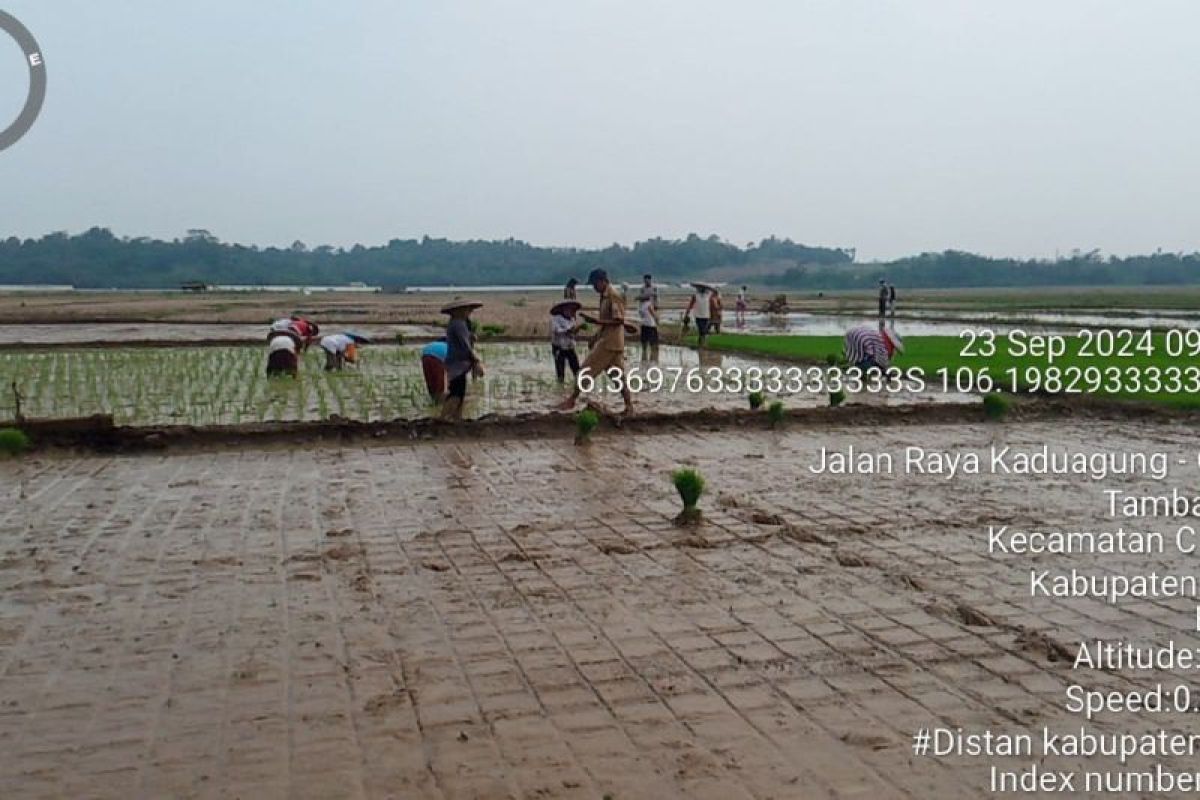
[843,325,903,371]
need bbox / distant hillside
[0,229,851,289]
[2,229,1198,289]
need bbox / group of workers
[264,276,904,420]
[265,316,372,376]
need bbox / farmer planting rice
[319,331,369,371]
[843,324,904,371]
[549,299,582,385]
[265,329,300,377]
[420,338,448,400]
[269,315,320,350]
[440,301,485,420]
[557,268,634,415]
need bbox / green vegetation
[0,229,849,289]
[983,393,1011,419]
[479,324,507,339]
[0,343,562,426]
[747,391,764,410]
[767,401,785,426]
[575,408,599,443]
[0,427,29,456]
[829,390,846,407]
[706,332,1200,408]
[672,469,705,519]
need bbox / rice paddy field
[0,341,882,426]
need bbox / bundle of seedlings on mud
[0,427,30,457]
[983,392,1011,420]
[672,468,705,526]
[394,332,405,345]
[575,408,599,445]
[747,391,765,410]
[767,400,785,428]
[829,390,846,407]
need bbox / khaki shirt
[595,284,626,352]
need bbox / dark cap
[586,268,608,285]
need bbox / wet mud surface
[1,418,1198,797]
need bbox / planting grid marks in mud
[0,344,956,427]
[0,419,1194,798]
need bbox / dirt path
[0,420,1193,798]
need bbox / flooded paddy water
[0,342,970,427]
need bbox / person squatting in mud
[440,300,485,421]
[843,324,904,371]
[549,299,582,385]
[557,268,634,415]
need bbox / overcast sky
[1,0,1198,261]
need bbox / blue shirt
[421,341,448,361]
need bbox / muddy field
[0,418,1195,798]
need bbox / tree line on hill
[0,227,1197,289]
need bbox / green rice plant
[767,400,785,427]
[825,353,839,366]
[747,391,765,410]
[575,408,599,444]
[0,427,30,456]
[479,323,506,339]
[671,468,705,525]
[983,392,1011,420]
[829,390,846,407]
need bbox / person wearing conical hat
[557,269,633,415]
[440,300,485,420]
[549,299,582,385]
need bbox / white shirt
[639,300,657,328]
[269,335,296,353]
[320,333,353,354]
[550,315,576,349]
[691,289,712,320]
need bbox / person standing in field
[637,273,658,311]
[440,301,485,421]
[844,324,903,371]
[420,338,449,400]
[563,277,579,300]
[710,288,724,334]
[266,329,300,377]
[683,282,714,346]
[557,269,633,415]
[878,279,889,323]
[549,300,582,385]
[887,282,897,324]
[735,285,748,328]
[638,293,659,360]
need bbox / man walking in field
[557,269,633,415]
